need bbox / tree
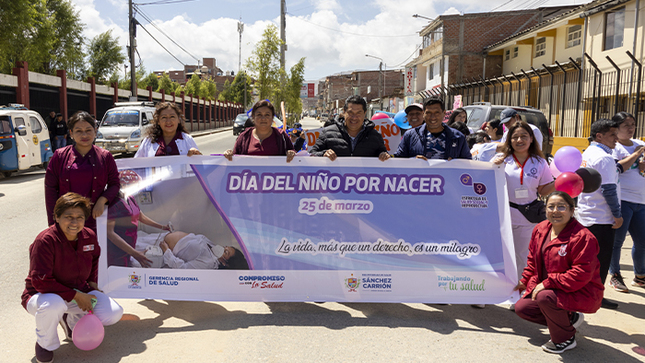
[43,0,85,78]
[245,24,282,101]
[139,72,159,91]
[119,64,147,91]
[87,30,125,84]
[219,71,252,107]
[184,73,201,97]
[157,72,179,94]
[284,58,306,124]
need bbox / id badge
[515,186,530,199]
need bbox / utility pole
[280,0,286,84]
[128,0,137,99]
[238,18,247,108]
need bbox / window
[429,63,434,80]
[434,27,443,42]
[0,116,11,134]
[423,33,432,48]
[567,25,582,48]
[14,117,25,127]
[513,47,519,58]
[535,37,546,57]
[604,7,625,50]
[30,117,42,134]
[505,49,510,61]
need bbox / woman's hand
[160,224,172,231]
[323,149,337,161]
[160,241,169,253]
[223,149,234,161]
[378,152,390,162]
[531,282,545,300]
[513,281,526,293]
[131,250,153,268]
[492,156,504,165]
[74,291,97,312]
[92,197,108,219]
[415,155,428,161]
[286,150,296,163]
[187,148,202,156]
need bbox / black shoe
[601,298,618,309]
[570,312,584,329]
[59,313,72,340]
[542,336,576,354]
[35,342,54,363]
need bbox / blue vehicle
[0,104,53,178]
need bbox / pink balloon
[555,172,584,198]
[73,312,105,351]
[549,161,562,178]
[554,146,582,173]
[371,113,389,120]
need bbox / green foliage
[285,58,306,124]
[119,64,147,91]
[185,73,201,96]
[218,71,252,107]
[157,72,179,94]
[87,30,125,84]
[139,72,159,91]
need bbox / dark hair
[487,119,504,137]
[423,97,445,111]
[612,111,636,127]
[251,100,276,118]
[450,121,470,136]
[448,108,467,125]
[545,191,576,210]
[67,111,97,131]
[220,247,249,270]
[146,102,188,140]
[53,192,92,220]
[466,134,478,149]
[500,120,544,159]
[588,118,618,143]
[344,95,367,112]
[467,131,491,149]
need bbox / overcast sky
[70,0,591,81]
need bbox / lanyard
[513,154,528,185]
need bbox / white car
[95,102,156,155]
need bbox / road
[1,118,645,362]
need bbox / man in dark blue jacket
[393,98,471,160]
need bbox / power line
[134,5,200,63]
[392,45,421,68]
[134,0,197,5]
[288,15,418,38]
[137,23,186,66]
[490,0,517,11]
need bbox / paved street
[2,118,645,362]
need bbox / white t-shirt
[577,144,621,226]
[501,124,543,151]
[471,142,499,162]
[497,154,553,226]
[163,233,222,269]
[613,139,645,204]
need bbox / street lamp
[365,54,385,107]
[412,14,434,21]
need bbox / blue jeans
[54,135,67,149]
[610,200,645,277]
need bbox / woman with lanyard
[608,112,645,293]
[45,111,120,231]
[135,102,201,157]
[493,121,555,299]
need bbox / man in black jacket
[311,95,389,161]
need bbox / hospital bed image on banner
[96,155,518,304]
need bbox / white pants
[513,223,535,280]
[26,290,123,351]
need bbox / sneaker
[541,336,577,354]
[610,274,629,292]
[59,313,72,340]
[632,276,645,287]
[570,312,584,329]
[35,342,54,363]
[601,298,619,309]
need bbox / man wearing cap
[393,98,471,160]
[500,108,543,150]
[404,103,424,134]
[288,128,307,152]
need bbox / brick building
[154,57,224,85]
[406,6,576,103]
[320,70,404,113]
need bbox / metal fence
[444,51,645,139]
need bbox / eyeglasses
[546,204,569,212]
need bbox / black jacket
[310,119,387,157]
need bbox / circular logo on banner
[460,174,473,186]
[32,135,38,145]
[473,183,487,195]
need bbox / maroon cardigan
[22,224,100,309]
[233,127,294,156]
[44,145,120,229]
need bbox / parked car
[94,101,156,155]
[463,103,554,157]
[233,113,249,135]
[0,104,53,178]
[318,113,329,121]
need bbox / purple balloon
[554,146,582,173]
[73,312,105,351]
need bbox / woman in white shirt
[493,121,555,280]
[159,231,249,270]
[135,102,201,157]
[609,112,645,292]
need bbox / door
[12,115,36,170]
[29,115,44,166]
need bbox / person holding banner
[393,98,471,160]
[135,102,201,157]
[310,95,390,161]
[45,111,120,231]
[224,100,296,162]
[514,191,603,354]
[22,193,124,363]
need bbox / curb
[190,126,233,138]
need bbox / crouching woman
[22,192,123,363]
[514,191,604,354]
